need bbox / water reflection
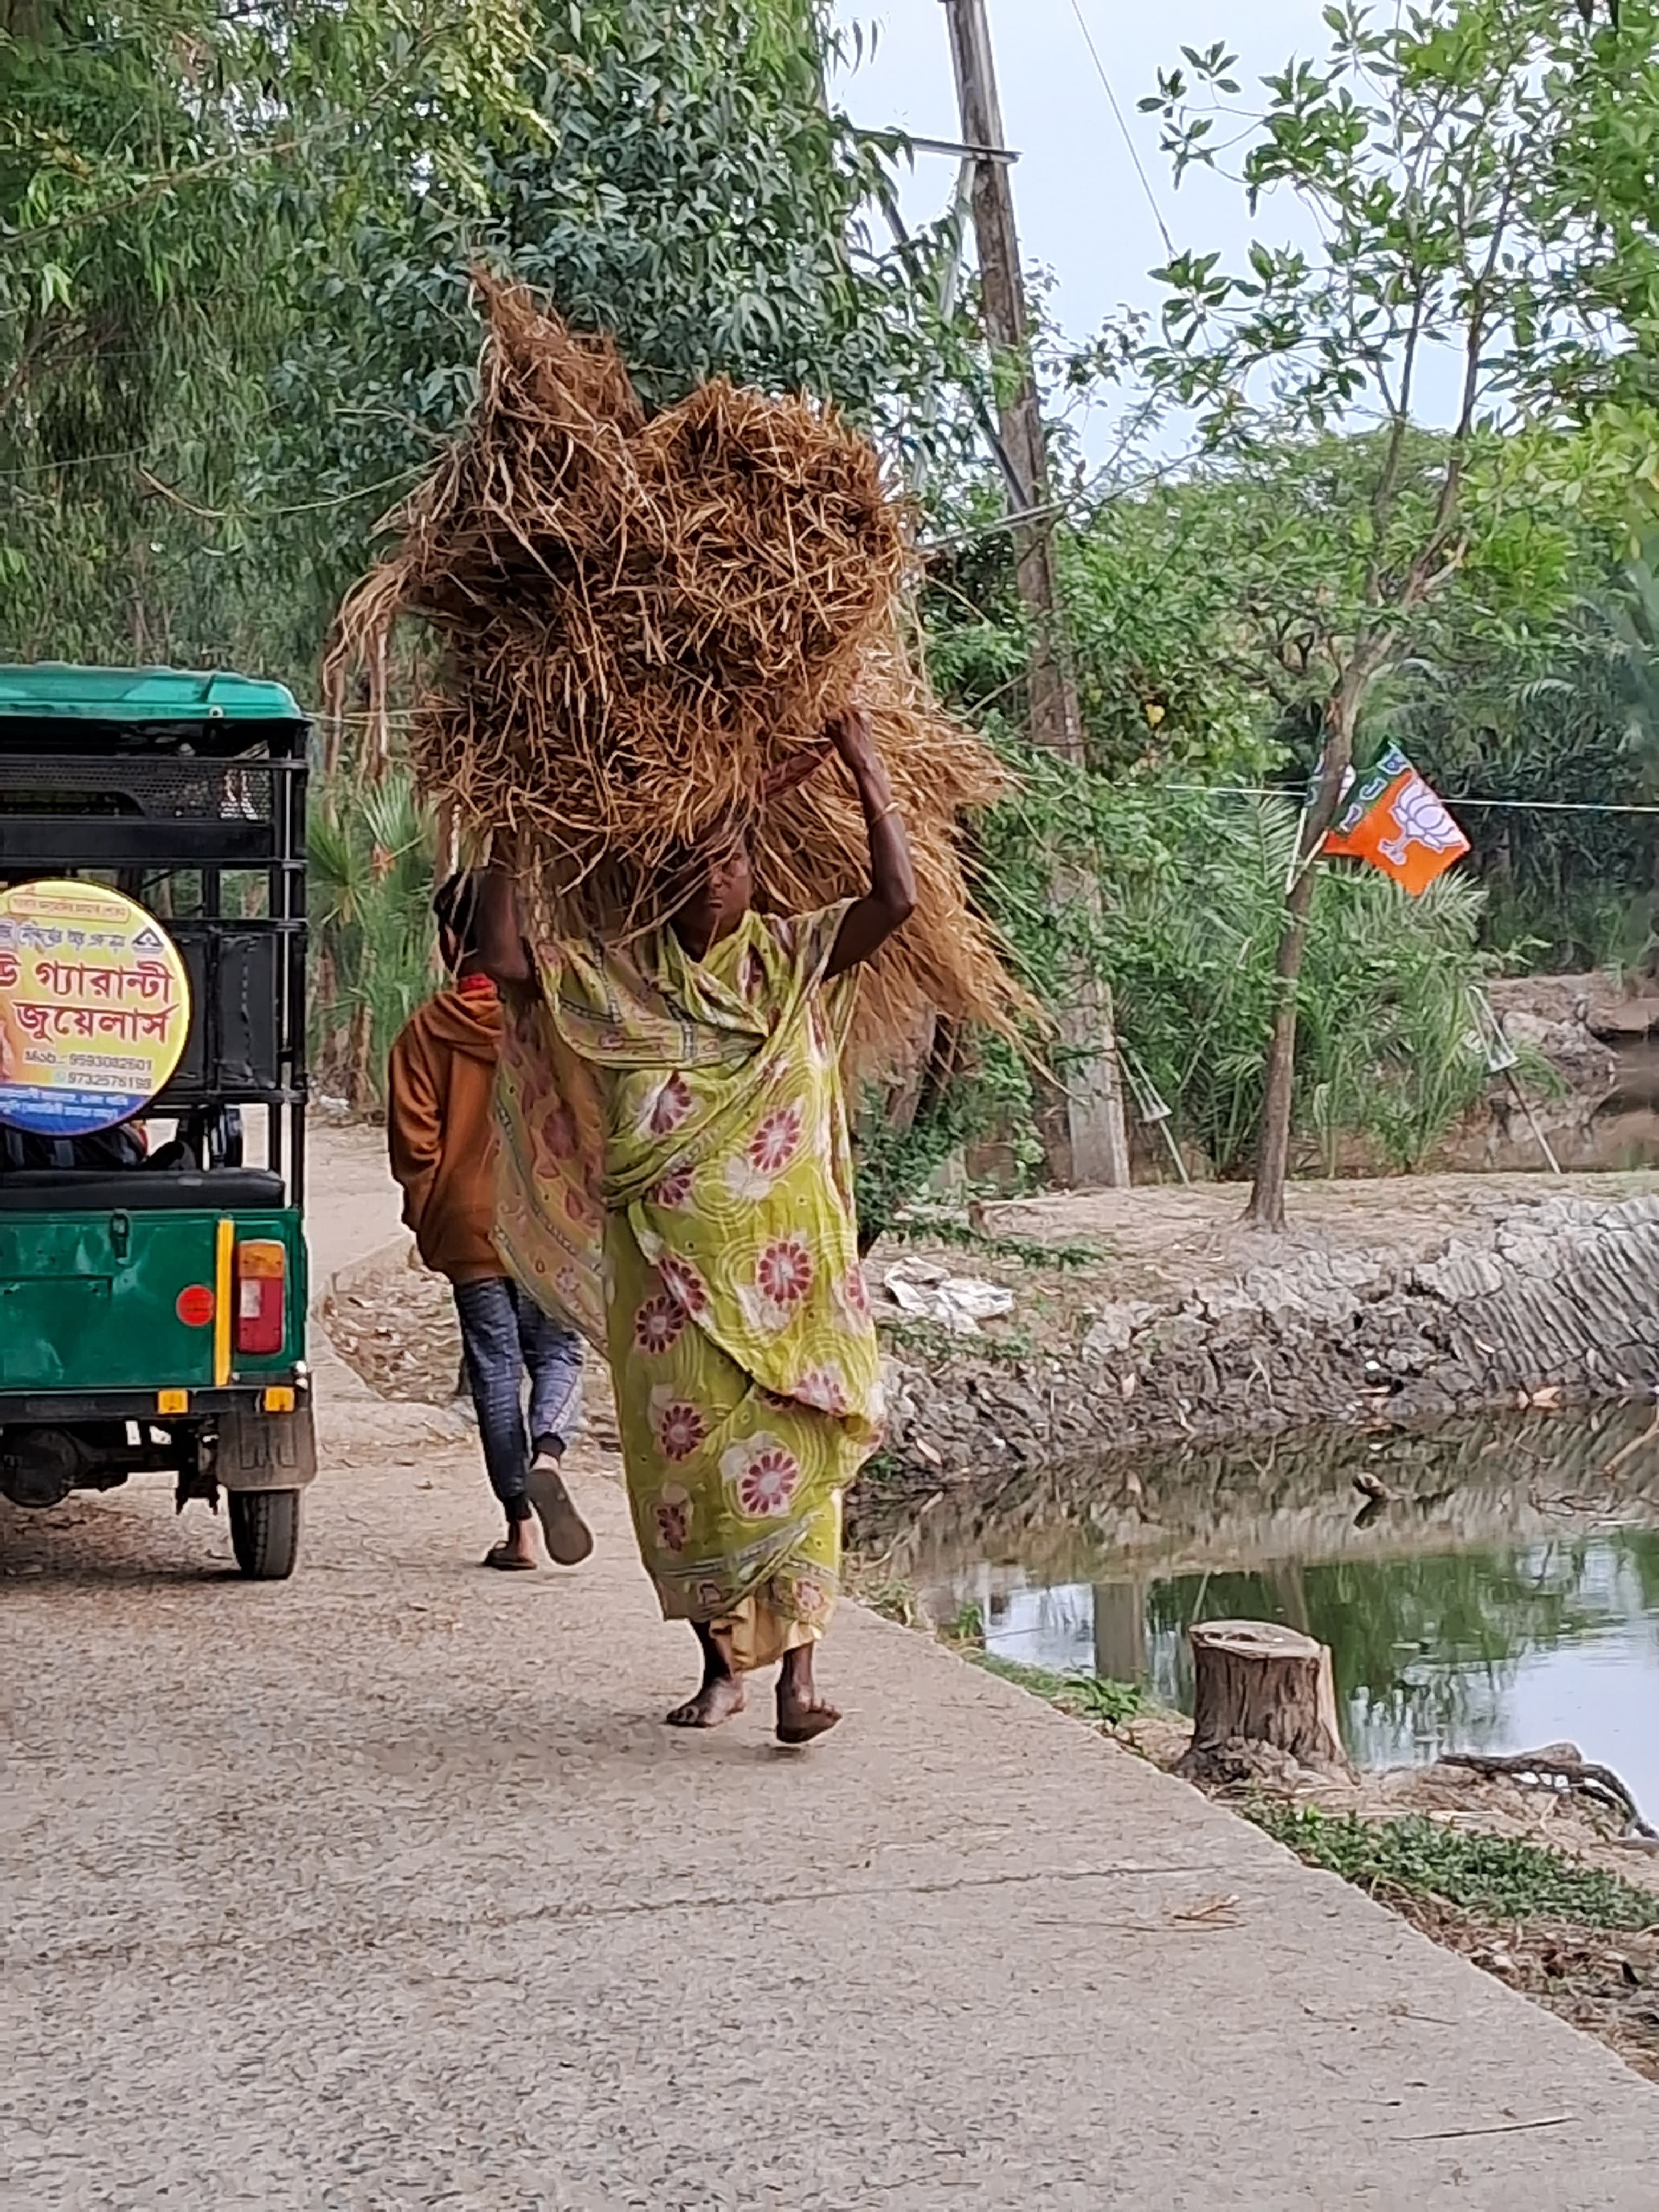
[906,1405,1659,1817]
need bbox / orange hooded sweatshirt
[386,977,505,1284]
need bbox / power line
[1163,784,1659,816]
[1066,0,1175,259]
[1442,798,1659,816]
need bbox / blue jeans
[452,1277,583,1520]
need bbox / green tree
[1383,573,1656,969]
[3,2,936,681]
[1,1,541,666]
[1133,0,1659,1228]
[271,1,947,650]
[1056,432,1654,967]
[5,3,958,1132]
[1535,1,1659,414]
[976,768,1497,1180]
[308,769,437,1108]
[1603,535,1659,967]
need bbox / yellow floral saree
[493,903,884,1670]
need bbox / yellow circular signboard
[0,879,192,1136]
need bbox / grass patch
[840,1555,928,1629]
[944,1599,984,1644]
[888,1209,1103,1273]
[938,1606,1147,1726]
[848,1579,1144,1729]
[1251,1806,1659,1932]
[877,1315,1035,1367]
[852,1447,908,1493]
[973,1653,1146,1728]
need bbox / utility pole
[941,0,1131,1188]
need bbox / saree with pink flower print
[494,901,884,1671]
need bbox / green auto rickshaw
[0,665,316,1577]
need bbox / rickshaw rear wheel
[229,1489,301,1580]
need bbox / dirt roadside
[325,1168,1659,1487]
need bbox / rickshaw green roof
[0,665,304,722]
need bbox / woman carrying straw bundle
[476,705,914,1742]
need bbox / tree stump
[1174,1618,1354,1784]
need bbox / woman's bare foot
[776,1644,840,1745]
[665,1623,746,1729]
[665,1675,747,1728]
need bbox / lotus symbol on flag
[1322,745,1470,895]
[1379,776,1463,867]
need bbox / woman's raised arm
[824,707,917,979]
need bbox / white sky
[829,1,1468,456]
[829,0,1322,350]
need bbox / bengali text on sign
[0,879,191,1135]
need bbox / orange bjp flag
[1322,745,1470,896]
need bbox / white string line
[1163,785,1659,815]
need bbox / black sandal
[526,1457,595,1566]
[483,1542,538,1572]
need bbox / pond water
[1441,1039,1659,1174]
[904,1403,1659,1820]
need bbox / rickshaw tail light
[234,1240,285,1356]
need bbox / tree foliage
[1386,562,1658,968]
[1139,1,1659,445]
[976,767,1497,1180]
[276,0,952,663]
[2,0,543,666]
[929,421,1654,969]
[6,0,1656,1197]
[308,768,437,1107]
[1535,0,1659,414]
[1,2,941,679]
[1116,0,1659,1222]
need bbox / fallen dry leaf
[1171,1894,1242,1926]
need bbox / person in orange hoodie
[388,872,587,1570]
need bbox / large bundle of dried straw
[332,274,1027,1074]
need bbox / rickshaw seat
[0,1168,285,1212]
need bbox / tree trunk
[1091,1580,1147,1683]
[346,999,375,1113]
[1240,858,1319,1233]
[1243,690,1365,1232]
[1175,1618,1353,1783]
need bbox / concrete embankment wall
[881,1192,1659,1487]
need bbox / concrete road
[3,1131,1656,2208]
[5,1410,1658,2211]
